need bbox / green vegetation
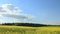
[0,23,60,34]
[2,23,60,27]
[0,26,60,34]
[0,26,36,34]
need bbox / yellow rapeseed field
[0,26,60,34]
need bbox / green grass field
[0,26,60,34]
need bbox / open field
[0,26,60,34]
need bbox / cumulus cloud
[0,4,34,23]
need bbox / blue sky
[0,0,60,25]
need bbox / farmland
[0,26,60,34]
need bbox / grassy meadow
[0,26,60,34]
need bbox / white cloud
[0,4,35,23]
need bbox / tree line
[1,23,60,27]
